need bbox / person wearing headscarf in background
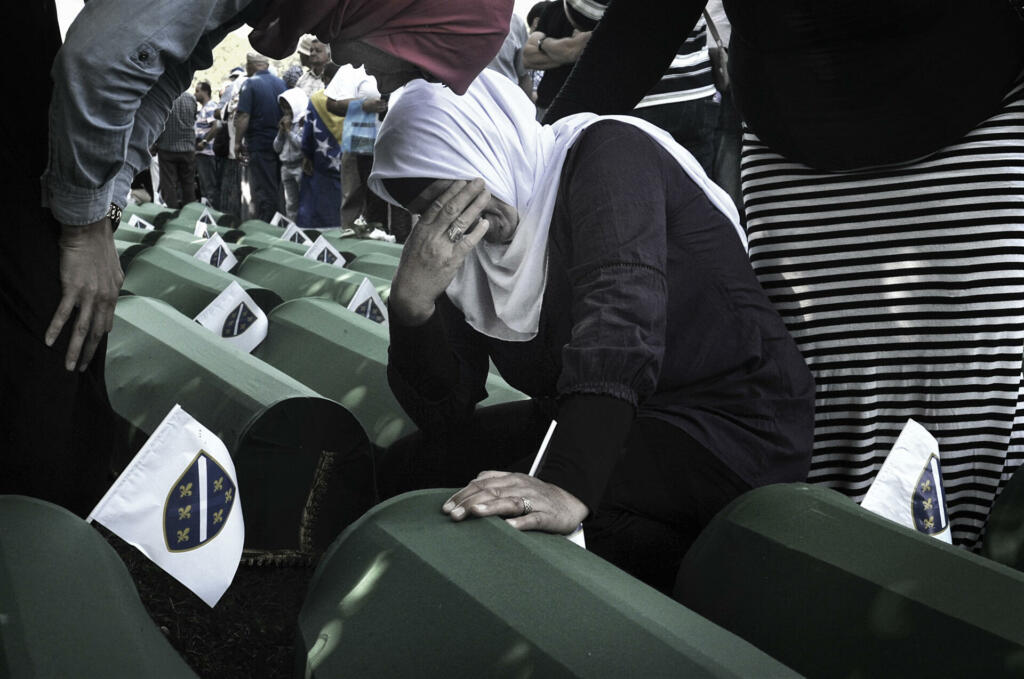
[274,87,310,222]
[282,64,304,90]
[298,62,343,228]
[368,71,815,593]
[540,0,1024,552]
[11,0,511,518]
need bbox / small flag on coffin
[269,211,295,228]
[194,220,210,238]
[861,418,952,544]
[304,235,347,268]
[281,222,313,246]
[347,277,388,326]
[193,233,238,272]
[197,207,217,225]
[200,196,211,207]
[87,405,244,607]
[128,214,156,231]
[194,281,268,353]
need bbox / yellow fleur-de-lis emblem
[224,488,233,503]
[178,504,192,520]
[213,509,224,524]
[922,516,935,531]
[177,527,191,543]
[179,482,193,498]
[922,497,934,511]
[920,479,932,493]
[214,477,224,492]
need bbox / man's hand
[362,97,388,114]
[442,471,588,535]
[45,218,124,371]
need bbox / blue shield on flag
[210,246,228,267]
[355,298,385,323]
[222,302,257,338]
[289,231,306,244]
[911,454,948,535]
[317,248,337,265]
[163,451,237,552]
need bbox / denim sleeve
[42,0,253,225]
[555,124,669,408]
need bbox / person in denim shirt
[370,71,815,593]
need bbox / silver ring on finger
[446,224,464,243]
[521,497,533,516]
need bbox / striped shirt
[635,18,714,109]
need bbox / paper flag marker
[193,233,238,272]
[304,235,347,268]
[128,214,156,231]
[347,278,389,326]
[281,222,313,246]
[194,281,268,353]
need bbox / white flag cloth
[200,196,211,207]
[270,211,296,228]
[281,222,313,246]
[347,277,389,326]
[194,220,210,238]
[198,207,217,225]
[87,405,244,607]
[861,418,952,543]
[128,214,156,231]
[193,233,238,272]
[194,281,268,353]
[305,235,347,268]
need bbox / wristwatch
[106,202,122,229]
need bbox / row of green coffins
[7,481,1024,677]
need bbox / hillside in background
[192,28,302,96]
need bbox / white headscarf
[369,70,744,342]
[278,87,310,122]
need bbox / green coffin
[161,215,243,242]
[982,468,1024,571]
[321,233,403,259]
[252,298,526,448]
[345,252,400,282]
[106,296,375,550]
[237,218,288,237]
[121,246,282,318]
[114,223,163,245]
[676,483,1024,678]
[121,202,175,227]
[176,200,237,227]
[297,489,798,679]
[235,231,312,256]
[236,248,391,306]
[0,496,197,678]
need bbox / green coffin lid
[297,489,798,679]
[121,202,175,227]
[676,483,1024,678]
[106,296,374,550]
[161,216,243,242]
[114,240,149,270]
[345,252,400,282]
[0,496,197,678]
[236,247,391,306]
[235,231,312,257]
[982,468,1024,571]
[122,246,282,318]
[253,298,526,448]
[176,200,237,227]
[321,233,403,259]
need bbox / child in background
[274,88,309,223]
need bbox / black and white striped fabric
[742,77,1024,550]
[635,18,715,109]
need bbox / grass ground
[101,527,315,679]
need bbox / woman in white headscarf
[370,70,814,592]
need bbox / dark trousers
[0,199,116,517]
[247,148,281,223]
[379,401,750,594]
[157,149,196,208]
[712,89,745,221]
[219,157,243,219]
[341,152,388,228]
[195,154,221,208]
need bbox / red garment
[250,0,513,95]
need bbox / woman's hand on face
[441,471,588,535]
[389,179,491,325]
